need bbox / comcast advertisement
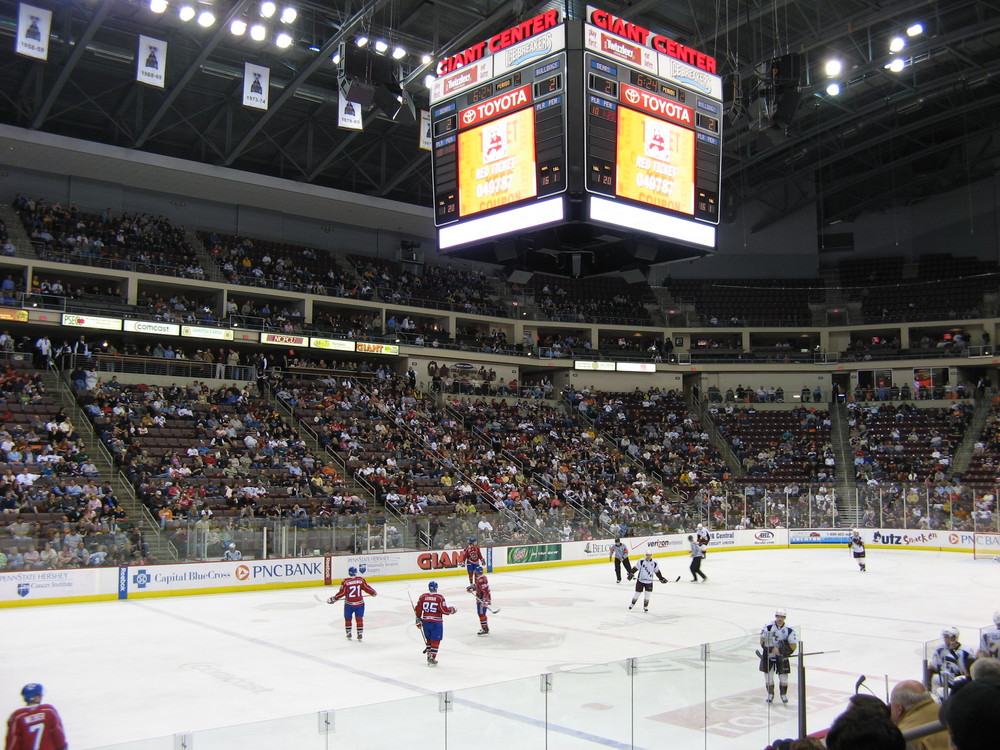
[507,544,562,565]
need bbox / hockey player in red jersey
[467,565,492,635]
[5,683,67,750]
[328,566,377,640]
[463,537,483,584]
[415,581,457,666]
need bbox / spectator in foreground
[939,674,1000,750]
[889,679,949,750]
[825,693,905,750]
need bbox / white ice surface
[3,548,996,749]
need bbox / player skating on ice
[759,608,797,704]
[467,565,492,635]
[628,552,678,611]
[848,528,866,572]
[415,581,457,666]
[978,611,1000,659]
[609,537,634,583]
[688,535,707,582]
[5,683,67,750]
[930,626,976,697]
[463,537,483,585]
[328,566,377,640]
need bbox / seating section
[527,274,655,325]
[15,196,203,278]
[664,278,821,326]
[713,406,834,483]
[77,382,362,528]
[0,362,133,568]
[847,402,973,483]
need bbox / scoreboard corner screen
[430,5,722,253]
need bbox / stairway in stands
[829,401,859,527]
[0,203,39,260]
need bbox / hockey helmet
[851,528,860,535]
[348,566,358,577]
[21,683,42,703]
[614,537,621,543]
[994,611,1000,627]
[943,625,960,639]
[775,608,787,618]
[468,537,476,544]
[428,581,438,592]
[645,551,653,558]
[474,566,484,575]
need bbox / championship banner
[338,94,363,130]
[419,109,432,150]
[243,62,269,110]
[16,3,51,60]
[137,34,166,88]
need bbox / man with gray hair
[889,679,949,750]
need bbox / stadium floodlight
[249,22,266,41]
[374,40,388,54]
[824,59,842,77]
[280,6,296,23]
[886,58,905,73]
[178,4,196,21]
[275,31,292,48]
[421,54,431,65]
[889,36,905,53]
[197,10,215,27]
[260,1,276,18]
[423,73,435,89]
[149,0,168,14]
[907,23,923,37]
[355,35,368,47]
[392,46,405,60]
[332,51,341,64]
[826,82,841,96]
[230,18,247,35]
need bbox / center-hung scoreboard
[429,5,723,263]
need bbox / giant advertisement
[616,104,695,215]
[458,105,537,217]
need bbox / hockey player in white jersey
[759,608,797,704]
[628,552,679,612]
[930,626,976,698]
[978,611,1000,659]
[848,529,866,572]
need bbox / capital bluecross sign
[507,544,562,564]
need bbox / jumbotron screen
[456,97,538,217]
[429,6,722,253]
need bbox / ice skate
[477,628,490,636]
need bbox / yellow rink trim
[0,593,119,608]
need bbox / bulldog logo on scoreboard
[483,122,509,162]
[645,120,670,160]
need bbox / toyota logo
[235,565,250,580]
[624,87,640,104]
[462,110,477,125]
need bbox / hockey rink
[3,547,997,750]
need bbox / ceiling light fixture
[824,59,842,77]
[889,36,905,53]
[149,0,168,13]
[260,1,276,18]
[230,18,247,35]
[250,22,266,41]
[355,35,368,47]
[197,10,215,27]
[826,82,841,96]
[907,23,924,37]
[886,58,905,73]
[392,46,405,59]
[374,40,388,54]
[275,31,292,48]
[178,5,196,21]
[280,6,296,24]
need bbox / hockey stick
[314,593,331,604]
[407,590,428,647]
[478,599,501,614]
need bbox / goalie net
[973,532,1000,560]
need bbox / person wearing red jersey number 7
[415,581,457,666]
[5,683,67,750]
